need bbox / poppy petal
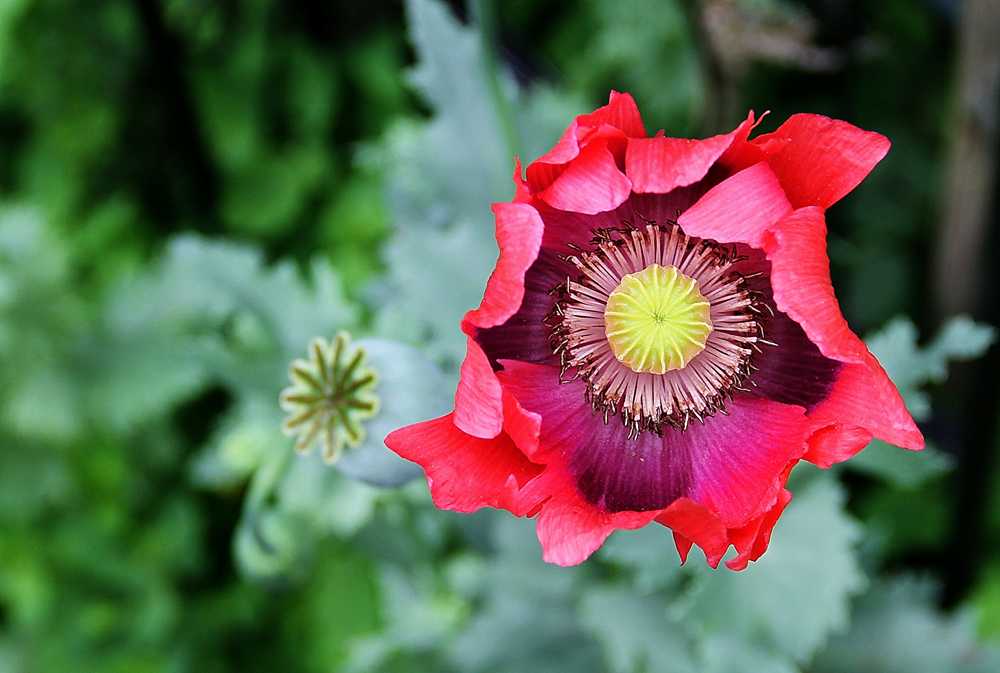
[474,249,565,367]
[755,113,890,209]
[538,140,632,215]
[763,206,869,363]
[511,157,532,203]
[677,162,792,247]
[806,356,924,460]
[454,336,504,438]
[658,498,731,568]
[384,414,542,514]
[750,310,842,410]
[463,202,544,331]
[803,424,873,468]
[725,486,793,571]
[526,91,644,194]
[682,397,806,528]
[520,467,661,566]
[626,112,754,194]
[578,90,646,138]
[760,206,923,457]
[456,202,544,438]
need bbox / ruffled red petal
[806,357,924,458]
[803,424,872,468]
[511,157,532,203]
[517,467,661,566]
[718,112,774,172]
[625,112,755,194]
[501,388,542,460]
[761,206,924,460]
[753,113,890,209]
[661,478,793,570]
[385,414,542,514]
[526,91,644,195]
[454,336,504,439]
[577,90,646,138]
[474,249,564,366]
[538,140,632,215]
[724,486,792,571]
[763,206,869,364]
[463,203,544,331]
[658,498,730,567]
[677,162,792,248]
[455,202,544,438]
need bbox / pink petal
[677,162,792,247]
[806,356,924,457]
[755,113,890,209]
[672,531,694,564]
[626,113,754,194]
[759,207,923,459]
[718,115,774,171]
[511,157,532,203]
[456,202,544,439]
[454,336,504,439]
[762,207,869,364]
[578,90,646,137]
[502,388,542,460]
[683,396,807,528]
[803,424,873,469]
[725,486,793,571]
[528,123,584,191]
[384,414,542,514]
[526,91,644,194]
[463,202,544,330]
[522,468,660,566]
[658,499,731,568]
[538,140,632,215]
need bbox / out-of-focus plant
[1,0,999,672]
[0,0,411,294]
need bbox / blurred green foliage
[0,0,998,672]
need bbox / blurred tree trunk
[934,0,1000,314]
[936,0,1000,606]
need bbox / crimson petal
[677,162,792,248]
[625,112,754,194]
[385,414,542,514]
[761,206,923,460]
[526,91,644,194]
[538,140,632,215]
[455,202,544,438]
[763,207,869,364]
[754,113,890,209]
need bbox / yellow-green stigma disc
[603,264,713,374]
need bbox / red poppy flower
[386,92,923,569]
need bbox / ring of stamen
[546,222,771,437]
